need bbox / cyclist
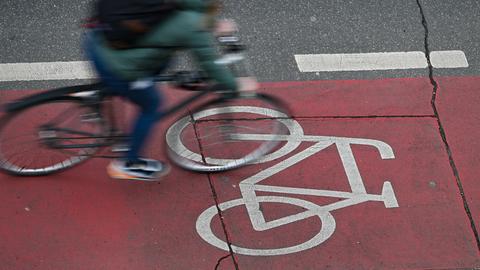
[84,0,255,181]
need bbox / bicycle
[0,36,291,176]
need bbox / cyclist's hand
[206,0,221,15]
[204,0,221,28]
[237,77,259,92]
[215,19,237,36]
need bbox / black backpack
[96,0,178,48]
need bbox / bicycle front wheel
[0,97,109,176]
[166,92,302,172]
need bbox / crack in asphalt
[188,3,480,266]
[205,172,240,270]
[416,0,480,250]
[215,254,233,270]
[191,114,240,270]
[293,115,436,119]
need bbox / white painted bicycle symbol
[170,106,399,256]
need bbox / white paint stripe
[295,50,468,72]
[0,50,469,82]
[0,61,96,82]
[430,50,469,68]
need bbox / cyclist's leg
[109,81,170,181]
[84,31,169,180]
[123,79,161,163]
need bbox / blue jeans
[84,32,165,162]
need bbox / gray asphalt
[423,0,480,77]
[0,0,478,90]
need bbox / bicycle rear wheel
[0,97,109,176]
[166,92,302,172]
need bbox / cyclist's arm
[187,29,238,91]
[173,1,238,90]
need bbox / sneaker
[107,158,170,181]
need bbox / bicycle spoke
[0,97,106,175]
[22,156,37,170]
[198,123,275,140]
[49,156,56,169]
[45,105,83,126]
[8,152,34,169]
[1,144,39,157]
[50,151,70,165]
[1,138,40,150]
[197,140,237,148]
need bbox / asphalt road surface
[1,1,479,269]
[0,0,479,89]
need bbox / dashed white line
[0,61,95,82]
[295,50,468,72]
[429,50,469,68]
[0,50,469,82]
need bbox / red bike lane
[436,76,480,233]
[203,77,479,269]
[0,90,238,270]
[0,76,479,269]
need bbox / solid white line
[0,61,95,82]
[295,50,468,72]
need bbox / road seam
[191,113,240,270]
[292,115,436,119]
[215,254,232,270]
[416,0,480,250]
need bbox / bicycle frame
[7,79,231,154]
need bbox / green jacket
[92,0,238,90]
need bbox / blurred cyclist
[84,0,252,181]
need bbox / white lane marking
[429,50,469,68]
[0,50,469,82]
[295,50,468,72]
[0,61,95,82]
